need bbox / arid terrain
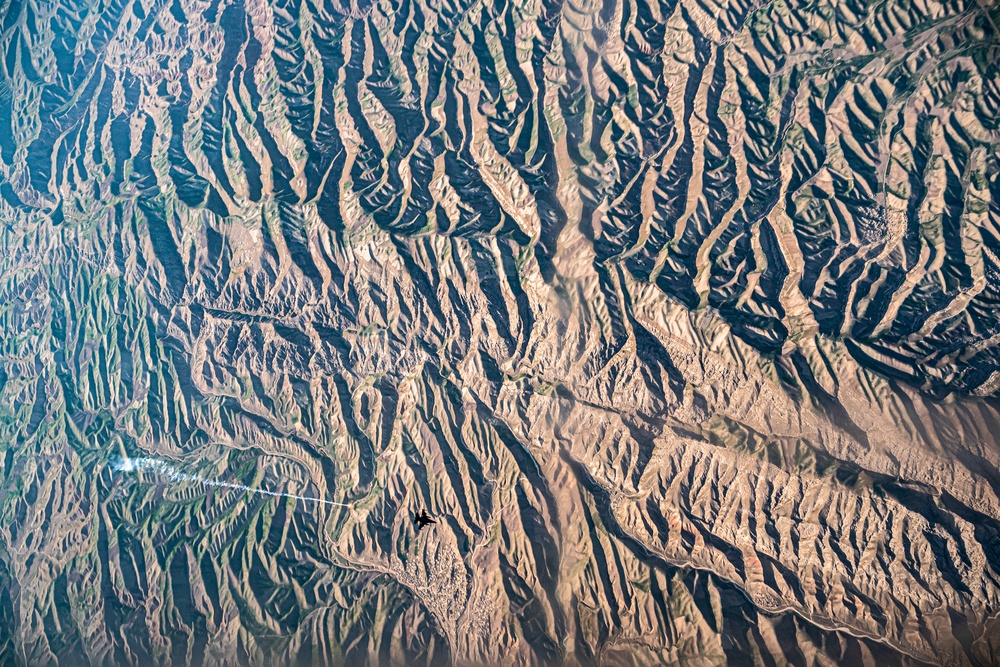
[0,0,999,663]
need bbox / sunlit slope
[0,0,999,664]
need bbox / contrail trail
[111,456,351,508]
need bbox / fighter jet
[414,509,437,531]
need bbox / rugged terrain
[0,0,999,663]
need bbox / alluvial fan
[0,0,999,662]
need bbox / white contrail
[111,456,351,508]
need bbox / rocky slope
[0,0,999,663]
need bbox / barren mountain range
[0,0,999,663]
